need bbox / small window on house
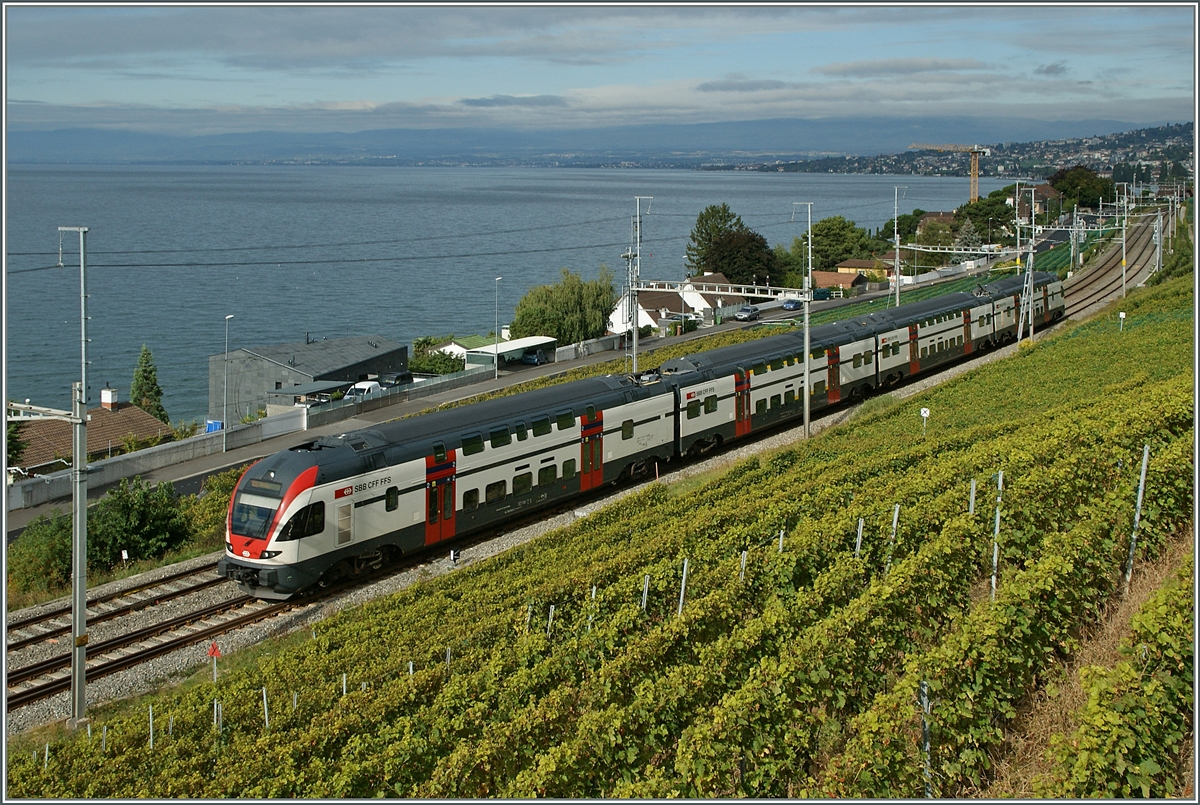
[513,472,533,495]
[538,465,557,487]
[463,488,480,511]
[621,419,634,440]
[486,480,506,505]
[490,426,511,449]
[556,410,575,431]
[461,433,484,456]
[562,459,576,479]
[704,395,718,414]
[532,416,552,437]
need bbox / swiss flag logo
[335,486,353,499]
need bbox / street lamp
[494,277,502,380]
[223,314,234,452]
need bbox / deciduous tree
[509,266,617,344]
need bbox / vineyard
[7,275,1193,798]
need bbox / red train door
[424,449,456,545]
[963,311,973,355]
[580,407,604,491]
[908,324,921,376]
[734,367,751,438]
[827,346,842,403]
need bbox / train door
[424,447,457,545]
[580,406,604,491]
[962,311,974,355]
[827,347,842,403]
[908,324,921,376]
[734,367,751,437]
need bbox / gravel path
[5,335,1037,736]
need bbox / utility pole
[893,186,906,307]
[627,196,652,376]
[794,202,814,438]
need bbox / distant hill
[5,116,1166,166]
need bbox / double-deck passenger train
[218,272,1064,598]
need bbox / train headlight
[260,550,282,559]
[226,542,234,552]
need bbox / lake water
[5,165,1010,424]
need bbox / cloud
[696,79,789,93]
[1035,61,1068,77]
[458,95,569,108]
[815,58,992,78]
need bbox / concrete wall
[554,333,624,362]
[304,366,492,429]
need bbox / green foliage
[701,226,779,285]
[686,203,746,275]
[88,478,190,571]
[1047,165,1115,210]
[951,218,981,263]
[6,510,74,595]
[1146,217,1193,286]
[790,215,888,272]
[509,267,617,344]
[409,350,465,375]
[130,344,168,424]
[957,194,1016,245]
[179,464,248,547]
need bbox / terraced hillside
[7,275,1193,798]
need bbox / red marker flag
[207,640,222,658]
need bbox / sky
[3,3,1196,136]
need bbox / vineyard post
[1123,444,1151,595]
[213,654,217,685]
[343,673,347,696]
[169,715,173,737]
[293,691,298,711]
[740,550,747,581]
[855,518,864,558]
[218,702,223,731]
[968,479,976,515]
[991,508,1000,602]
[446,647,451,668]
[87,723,91,741]
[919,680,932,799]
[102,725,106,753]
[547,605,556,637]
[262,687,270,730]
[43,743,49,771]
[149,705,154,750]
[214,699,219,729]
[677,558,690,617]
[778,528,785,553]
[588,585,596,632]
[642,575,650,611]
[525,603,532,632]
[408,661,414,676]
[885,504,900,575]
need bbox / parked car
[522,349,548,365]
[733,305,761,321]
[343,380,381,399]
[781,298,802,311]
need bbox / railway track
[1063,215,1158,318]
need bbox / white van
[345,381,381,399]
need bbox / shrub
[7,510,73,595]
[87,477,190,571]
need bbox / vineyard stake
[884,504,900,575]
[213,699,218,729]
[547,605,555,637]
[342,673,347,696]
[641,574,650,611]
[854,518,864,559]
[996,469,1004,501]
[262,687,270,730]
[968,479,976,515]
[408,661,414,676]
[739,550,747,581]
[588,585,596,632]
[446,647,451,668]
[149,705,154,750]
[43,743,49,770]
[169,714,173,737]
[1124,444,1151,595]
[778,528,784,553]
[919,680,932,799]
[87,723,91,741]
[991,504,1001,601]
[677,558,689,617]
[361,681,367,692]
[102,725,106,753]
[218,702,223,731]
[525,603,532,632]
[293,691,298,712]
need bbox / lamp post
[223,314,234,452]
[494,277,502,380]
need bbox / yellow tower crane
[908,143,992,203]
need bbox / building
[810,270,871,292]
[10,387,171,478]
[607,272,746,333]
[207,335,408,424]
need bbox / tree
[956,192,1015,245]
[130,344,168,424]
[1047,165,1114,210]
[951,218,982,264]
[794,215,885,272]
[685,204,747,276]
[509,266,617,344]
[700,227,780,285]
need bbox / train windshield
[230,492,279,540]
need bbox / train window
[556,411,575,431]
[532,416,552,437]
[461,433,484,456]
[562,459,576,479]
[428,486,439,524]
[515,421,528,441]
[368,453,387,471]
[957,335,963,346]
[686,400,701,419]
[811,351,823,362]
[463,488,480,511]
[921,346,928,358]
[585,404,597,423]
[486,480,506,505]
[622,419,634,440]
[277,502,326,541]
[386,487,399,512]
[538,465,557,487]
[770,356,783,371]
[813,380,827,395]
[893,343,902,357]
[513,472,533,495]
[752,361,766,376]
[784,389,795,405]
[756,398,767,415]
[433,442,447,463]
[770,394,781,410]
[864,351,873,365]
[490,426,511,449]
[853,354,863,369]
[704,395,718,414]
[337,504,352,545]
[783,352,793,366]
